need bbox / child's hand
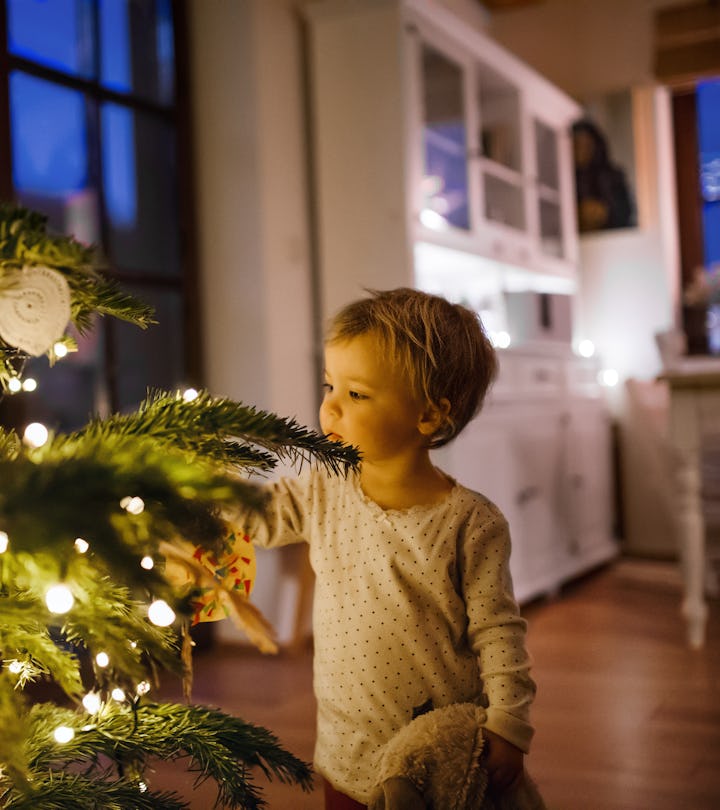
[481,728,524,794]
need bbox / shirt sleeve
[459,503,536,753]
[234,469,314,549]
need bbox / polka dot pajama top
[242,467,536,803]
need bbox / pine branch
[21,701,313,809]
[1,771,189,810]
[74,389,361,475]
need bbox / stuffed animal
[368,703,546,810]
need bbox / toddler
[238,288,536,808]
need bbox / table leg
[675,446,708,648]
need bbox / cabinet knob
[516,485,540,506]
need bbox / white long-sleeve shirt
[240,467,535,802]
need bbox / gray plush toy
[368,703,546,810]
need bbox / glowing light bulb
[136,680,151,696]
[419,208,449,231]
[53,342,69,358]
[148,599,175,627]
[129,641,138,649]
[82,692,102,714]
[7,377,22,393]
[45,584,74,614]
[23,422,49,448]
[54,726,75,744]
[491,331,511,349]
[8,660,23,674]
[140,555,154,570]
[138,782,148,793]
[598,368,619,387]
[74,537,89,554]
[576,339,595,358]
[95,652,110,668]
[182,387,199,402]
[21,377,37,392]
[120,496,145,515]
[111,687,126,702]
[0,531,8,553]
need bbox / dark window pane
[7,0,94,78]
[421,45,469,232]
[102,103,179,275]
[10,71,101,244]
[100,0,175,105]
[15,323,108,433]
[112,286,185,411]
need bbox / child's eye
[349,390,367,401]
[322,382,333,395]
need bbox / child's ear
[418,398,451,437]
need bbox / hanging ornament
[0,266,71,357]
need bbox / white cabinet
[304,0,581,322]
[433,355,618,604]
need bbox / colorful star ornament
[161,523,276,654]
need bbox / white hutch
[303,0,617,602]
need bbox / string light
[21,377,37,392]
[0,531,8,553]
[147,599,175,627]
[23,422,49,448]
[576,339,596,358]
[7,377,22,393]
[7,660,23,674]
[111,687,126,702]
[74,537,89,553]
[95,652,110,668]
[82,692,102,714]
[53,341,69,358]
[45,584,74,614]
[120,496,145,515]
[140,555,154,570]
[598,368,619,387]
[54,726,75,744]
[136,680,151,696]
[138,782,148,793]
[182,387,199,402]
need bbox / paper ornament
[0,266,71,356]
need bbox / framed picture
[572,90,637,233]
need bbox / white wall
[188,0,317,427]
[188,0,319,640]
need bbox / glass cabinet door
[534,119,564,258]
[420,44,470,231]
[477,61,525,231]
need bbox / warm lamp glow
[23,422,49,448]
[148,599,175,627]
[54,725,75,744]
[45,584,74,614]
[82,692,102,714]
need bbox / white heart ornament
[0,266,72,356]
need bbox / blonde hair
[325,288,497,448]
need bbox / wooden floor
[155,559,720,809]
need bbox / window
[0,0,198,431]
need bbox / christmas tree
[0,205,358,808]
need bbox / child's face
[319,333,427,464]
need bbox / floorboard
[155,559,720,809]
